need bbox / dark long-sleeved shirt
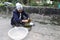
[11,9,29,24]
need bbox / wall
[0,6,60,15]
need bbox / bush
[4,2,15,7]
[0,3,5,7]
[53,1,59,7]
[6,3,15,7]
[30,2,38,6]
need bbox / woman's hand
[22,20,28,22]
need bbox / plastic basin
[8,27,28,40]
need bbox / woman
[11,3,33,27]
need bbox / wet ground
[0,14,60,40]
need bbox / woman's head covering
[16,2,23,10]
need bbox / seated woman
[11,3,33,27]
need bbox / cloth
[16,2,23,10]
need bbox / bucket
[8,27,28,40]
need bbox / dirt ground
[0,14,60,40]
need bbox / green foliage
[53,1,59,5]
[53,1,59,7]
[0,0,60,7]
[23,0,27,4]
[43,3,52,6]
[7,3,15,7]
[0,3,15,7]
[7,3,15,6]
[0,3,5,7]
[1,0,8,2]
[29,0,38,6]
[53,0,59,2]
[30,2,38,6]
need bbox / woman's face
[18,10,23,13]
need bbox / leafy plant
[0,3,5,7]
[29,0,38,6]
